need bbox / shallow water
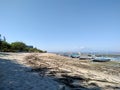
[111,57,120,62]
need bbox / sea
[55,52,120,62]
[110,57,120,62]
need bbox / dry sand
[0,52,120,90]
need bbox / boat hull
[92,59,111,62]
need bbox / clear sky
[0,0,120,52]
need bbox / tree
[0,34,46,53]
[3,36,6,42]
[1,41,11,52]
[11,42,27,52]
[0,34,2,51]
[27,47,44,53]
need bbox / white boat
[92,57,111,62]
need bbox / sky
[0,0,120,52]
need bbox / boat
[70,53,80,58]
[79,55,93,60]
[92,57,111,62]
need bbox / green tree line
[0,34,46,53]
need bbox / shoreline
[0,52,120,90]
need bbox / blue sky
[0,0,120,52]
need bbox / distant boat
[79,55,93,60]
[71,53,80,58]
[92,57,111,62]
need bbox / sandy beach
[0,52,120,90]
